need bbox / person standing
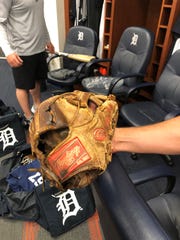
[0,0,55,125]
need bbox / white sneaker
[23,114,33,128]
[31,105,37,114]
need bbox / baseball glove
[29,90,118,190]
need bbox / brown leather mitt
[29,90,118,190]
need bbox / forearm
[0,1,14,56]
[112,116,180,155]
[0,22,14,56]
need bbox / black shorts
[12,52,48,90]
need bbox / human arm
[44,24,55,54]
[0,22,23,67]
[46,42,55,54]
[112,116,180,155]
[0,0,13,56]
[0,1,23,67]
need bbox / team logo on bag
[0,125,18,150]
[130,33,139,46]
[28,172,43,187]
[52,189,83,225]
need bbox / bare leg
[29,81,41,108]
[16,88,32,119]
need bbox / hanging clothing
[69,0,76,24]
[97,0,105,58]
[71,0,104,35]
[74,0,87,26]
[86,0,104,36]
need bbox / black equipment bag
[0,100,26,157]
[0,99,15,116]
[1,187,39,221]
[35,182,96,237]
[0,141,96,232]
[0,144,39,221]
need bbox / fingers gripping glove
[29,90,118,190]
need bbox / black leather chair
[119,49,180,165]
[47,26,98,94]
[94,153,179,240]
[81,26,154,102]
[120,49,180,126]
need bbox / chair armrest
[129,165,176,193]
[127,81,155,95]
[108,73,145,94]
[48,52,86,77]
[47,53,60,69]
[164,109,180,120]
[120,81,155,102]
[84,58,112,76]
[94,156,171,240]
[75,62,87,74]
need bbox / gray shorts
[12,52,48,90]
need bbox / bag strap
[0,143,31,164]
[0,100,10,115]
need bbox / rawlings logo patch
[48,137,91,180]
[94,128,106,141]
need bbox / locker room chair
[120,49,180,126]
[81,26,154,102]
[94,154,179,240]
[47,26,98,94]
[119,49,180,165]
